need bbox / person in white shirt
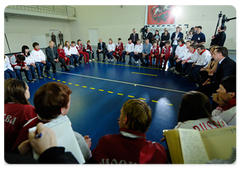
[212,76,236,125]
[122,38,135,64]
[4,55,16,79]
[175,91,227,131]
[189,45,211,83]
[70,41,80,67]
[30,42,51,78]
[106,38,115,62]
[64,41,74,67]
[133,39,143,64]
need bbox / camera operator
[211,26,226,46]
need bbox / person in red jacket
[149,41,161,67]
[57,44,70,67]
[160,41,172,70]
[4,78,36,152]
[113,38,124,62]
[89,99,167,164]
[77,39,89,63]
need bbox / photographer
[211,26,226,46]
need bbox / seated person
[46,41,70,72]
[106,38,115,62]
[85,40,94,62]
[175,91,227,131]
[198,47,236,97]
[4,79,36,152]
[189,45,211,83]
[133,39,143,64]
[77,39,89,63]
[191,26,206,45]
[149,40,161,67]
[57,44,70,67]
[199,45,219,86]
[174,40,191,74]
[96,38,107,62]
[168,39,186,71]
[70,41,80,66]
[64,41,74,67]
[13,82,92,161]
[4,55,16,80]
[31,42,51,77]
[89,99,167,164]
[182,44,199,77]
[122,38,134,64]
[21,45,37,81]
[159,41,172,70]
[113,38,124,62]
[9,54,34,83]
[212,76,236,125]
[141,38,152,66]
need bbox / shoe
[75,64,79,67]
[97,59,100,61]
[111,59,114,62]
[174,70,181,74]
[39,77,43,79]
[33,78,37,81]
[108,59,110,62]
[184,74,189,78]
[162,67,166,71]
[53,70,56,73]
[102,60,105,62]
[79,61,82,64]
[168,67,176,71]
[44,71,49,75]
[28,80,34,83]
[65,68,70,71]
[136,61,139,64]
[92,59,95,61]
[128,61,131,64]
[70,65,75,68]
[141,63,145,66]
[89,59,92,62]
[122,60,126,63]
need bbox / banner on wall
[147,5,176,25]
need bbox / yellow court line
[128,95,134,98]
[108,91,113,93]
[62,81,66,83]
[44,75,48,77]
[90,87,95,90]
[117,93,123,96]
[139,97,146,100]
[75,84,79,86]
[52,78,55,80]
[166,103,173,106]
[57,79,61,81]
[68,83,72,85]
[152,100,158,103]
[131,72,157,77]
[82,86,87,88]
[99,89,104,91]
[48,77,51,78]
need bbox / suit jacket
[97,42,107,52]
[146,32,153,44]
[46,46,59,61]
[210,31,226,46]
[213,57,236,85]
[170,32,183,46]
[130,33,139,44]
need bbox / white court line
[56,71,187,94]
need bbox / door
[89,28,99,46]
[49,29,60,47]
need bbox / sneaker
[108,59,111,62]
[89,59,92,62]
[70,65,75,68]
[92,59,95,61]
[169,67,176,71]
[184,74,189,78]
[174,70,181,74]
[53,70,56,73]
[162,67,166,71]
[136,60,139,64]
[28,80,34,83]
[75,64,79,67]
[102,60,105,62]
[111,59,114,62]
[128,61,131,64]
[44,71,49,75]
[33,78,37,81]
[79,61,82,64]
[39,77,43,79]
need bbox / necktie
[217,63,220,72]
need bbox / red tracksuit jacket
[115,43,124,55]
[150,45,161,56]
[91,128,167,164]
[161,45,172,56]
[57,49,66,59]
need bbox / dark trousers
[47,58,67,72]
[96,50,106,60]
[190,65,204,83]
[70,54,79,65]
[86,51,94,59]
[175,60,183,72]
[106,51,114,59]
[28,65,36,79]
[140,54,150,64]
[122,51,134,62]
[133,53,142,61]
[15,69,32,81]
[4,69,16,80]
[36,62,51,77]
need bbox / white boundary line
[56,71,187,94]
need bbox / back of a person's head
[221,76,236,97]
[197,44,205,50]
[122,99,152,133]
[4,79,29,105]
[34,82,72,120]
[178,91,212,123]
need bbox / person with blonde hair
[106,38,115,62]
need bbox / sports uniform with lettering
[182,49,199,75]
[85,44,94,60]
[212,98,236,126]
[57,48,70,65]
[76,44,89,63]
[160,45,172,69]
[113,42,124,61]
[174,117,227,131]
[90,128,167,164]
[4,103,36,152]
[149,45,161,67]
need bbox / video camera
[214,11,236,35]
[140,25,149,40]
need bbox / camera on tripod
[214,11,236,35]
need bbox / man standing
[170,26,183,57]
[59,31,64,45]
[130,28,139,45]
[51,32,57,47]
[96,38,107,62]
[191,26,206,45]
[145,28,153,44]
[210,26,226,46]
[46,41,70,73]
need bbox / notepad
[29,115,85,164]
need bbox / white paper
[178,128,209,164]
[29,115,85,164]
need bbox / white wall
[4,15,72,53]
[70,5,236,50]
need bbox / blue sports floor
[27,60,199,150]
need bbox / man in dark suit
[46,41,70,73]
[210,26,226,46]
[145,28,153,44]
[96,38,107,62]
[170,26,183,55]
[130,28,139,45]
[198,46,236,97]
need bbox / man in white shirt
[122,38,135,64]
